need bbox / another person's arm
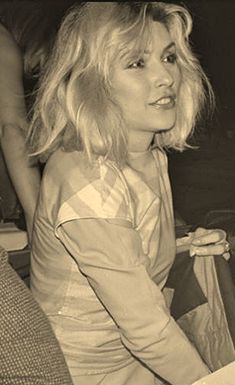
[0,24,40,242]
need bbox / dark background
[167,0,235,225]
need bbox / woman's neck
[127,130,155,153]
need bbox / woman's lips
[149,95,176,109]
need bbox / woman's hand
[190,227,230,260]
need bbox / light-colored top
[31,148,209,385]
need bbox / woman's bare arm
[0,24,40,242]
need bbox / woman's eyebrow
[119,49,143,62]
[119,42,176,61]
[140,42,176,56]
[162,42,176,53]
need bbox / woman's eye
[163,53,177,64]
[127,58,145,69]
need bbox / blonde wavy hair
[28,1,214,164]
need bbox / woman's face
[111,21,182,151]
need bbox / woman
[29,2,230,384]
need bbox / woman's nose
[151,63,174,88]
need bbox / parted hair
[28,1,214,165]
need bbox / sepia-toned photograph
[0,1,235,384]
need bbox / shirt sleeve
[56,218,210,385]
[55,160,133,228]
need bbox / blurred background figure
[0,0,75,242]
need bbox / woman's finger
[190,240,230,257]
[193,227,208,237]
[192,228,226,246]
